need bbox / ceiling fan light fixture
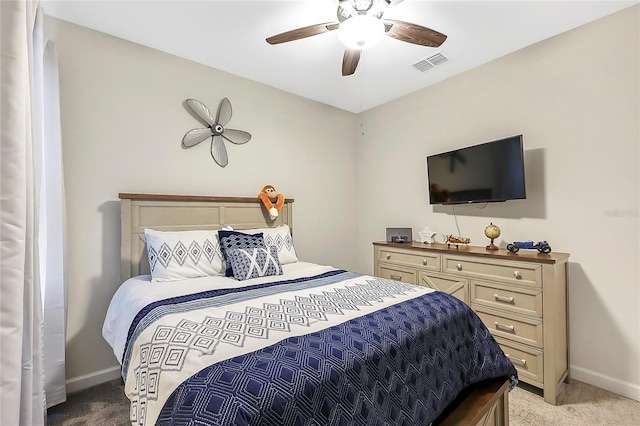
[337,15,385,50]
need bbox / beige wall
[356,6,639,400]
[47,17,359,390]
[47,5,640,401]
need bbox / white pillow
[241,224,298,265]
[144,229,224,282]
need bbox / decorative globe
[485,222,500,250]
[485,223,501,239]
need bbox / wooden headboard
[119,193,294,282]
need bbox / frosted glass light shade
[337,15,385,50]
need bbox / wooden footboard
[436,378,511,426]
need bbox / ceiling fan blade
[211,135,228,167]
[384,20,447,47]
[182,128,213,147]
[186,99,215,127]
[222,129,252,145]
[342,48,361,76]
[266,22,339,45]
[216,97,232,127]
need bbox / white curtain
[1,0,66,422]
[41,39,67,408]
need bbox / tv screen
[427,135,526,205]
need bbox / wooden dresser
[373,241,569,405]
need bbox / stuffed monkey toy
[258,185,285,220]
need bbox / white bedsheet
[102,261,337,365]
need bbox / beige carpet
[47,378,639,425]
[509,381,640,426]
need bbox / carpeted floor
[47,379,129,426]
[47,378,640,425]
[509,381,640,425]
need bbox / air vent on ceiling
[412,53,449,72]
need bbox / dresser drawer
[494,336,544,386]
[378,264,417,284]
[418,271,469,305]
[377,248,440,271]
[475,307,543,348]
[470,280,542,318]
[442,255,541,288]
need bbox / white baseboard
[571,365,640,402]
[65,365,121,394]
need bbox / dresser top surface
[373,241,569,265]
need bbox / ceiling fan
[266,0,447,76]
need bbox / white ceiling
[42,0,637,113]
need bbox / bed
[104,193,517,426]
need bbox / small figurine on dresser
[484,222,501,251]
[443,234,471,249]
[507,240,552,254]
[419,227,437,244]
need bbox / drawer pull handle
[494,321,515,332]
[386,254,391,260]
[505,354,527,366]
[390,275,402,280]
[494,294,515,304]
[513,270,521,279]
[456,263,462,271]
[422,259,428,266]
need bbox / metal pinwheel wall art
[182,98,252,167]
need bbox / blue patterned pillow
[225,245,283,281]
[218,230,265,277]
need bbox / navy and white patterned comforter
[116,267,517,426]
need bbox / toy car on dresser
[507,240,552,254]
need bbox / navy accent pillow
[226,245,283,281]
[218,230,265,277]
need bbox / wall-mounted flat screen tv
[427,135,526,205]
